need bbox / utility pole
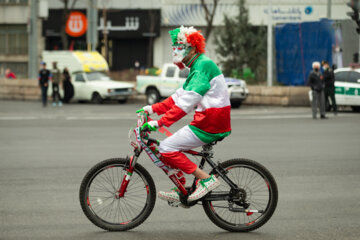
[87,0,98,51]
[28,0,38,79]
[102,6,108,62]
[327,0,332,18]
[267,0,273,86]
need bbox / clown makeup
[172,44,192,68]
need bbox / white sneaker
[158,187,180,202]
[188,175,220,202]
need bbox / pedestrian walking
[51,62,62,107]
[38,62,52,107]
[307,61,327,119]
[322,60,337,115]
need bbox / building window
[0,24,28,54]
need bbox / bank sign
[255,4,348,25]
[162,3,349,27]
[263,6,312,22]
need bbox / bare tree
[60,0,78,50]
[146,10,157,68]
[200,0,219,42]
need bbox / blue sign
[305,6,313,15]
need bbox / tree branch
[70,0,78,10]
[201,0,211,23]
[200,0,219,41]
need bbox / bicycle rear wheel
[203,158,278,232]
[79,158,156,231]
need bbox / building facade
[0,0,354,78]
[0,0,30,78]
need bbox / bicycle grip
[141,125,149,132]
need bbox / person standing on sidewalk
[62,67,74,103]
[51,62,62,107]
[322,60,337,115]
[307,61,327,119]
[38,62,52,107]
[5,68,16,79]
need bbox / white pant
[159,125,205,153]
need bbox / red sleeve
[157,105,187,127]
[152,96,175,115]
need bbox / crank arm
[203,192,231,201]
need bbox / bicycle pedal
[179,203,191,209]
[167,201,181,207]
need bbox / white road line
[1,114,351,121]
[0,116,38,120]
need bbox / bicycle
[79,112,278,232]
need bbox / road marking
[0,114,355,121]
[0,116,38,120]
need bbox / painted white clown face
[172,44,191,69]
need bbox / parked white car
[71,71,134,104]
[224,77,249,108]
[43,51,134,104]
[136,63,248,108]
[309,66,360,112]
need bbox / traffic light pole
[347,0,360,62]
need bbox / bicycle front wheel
[203,158,278,232]
[79,158,156,231]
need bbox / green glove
[136,105,153,114]
[141,121,159,131]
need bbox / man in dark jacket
[38,62,52,107]
[307,61,327,119]
[322,60,337,115]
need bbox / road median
[0,78,310,106]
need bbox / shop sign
[66,11,88,37]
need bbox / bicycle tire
[79,158,156,231]
[202,158,278,232]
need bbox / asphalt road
[1,100,360,240]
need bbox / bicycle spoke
[209,162,274,227]
[85,164,150,226]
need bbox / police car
[334,66,360,112]
[309,65,360,112]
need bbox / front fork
[117,155,137,198]
[117,156,189,198]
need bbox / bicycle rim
[203,159,278,232]
[84,162,152,227]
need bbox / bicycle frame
[118,112,240,203]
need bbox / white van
[42,51,134,104]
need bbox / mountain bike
[79,112,278,232]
